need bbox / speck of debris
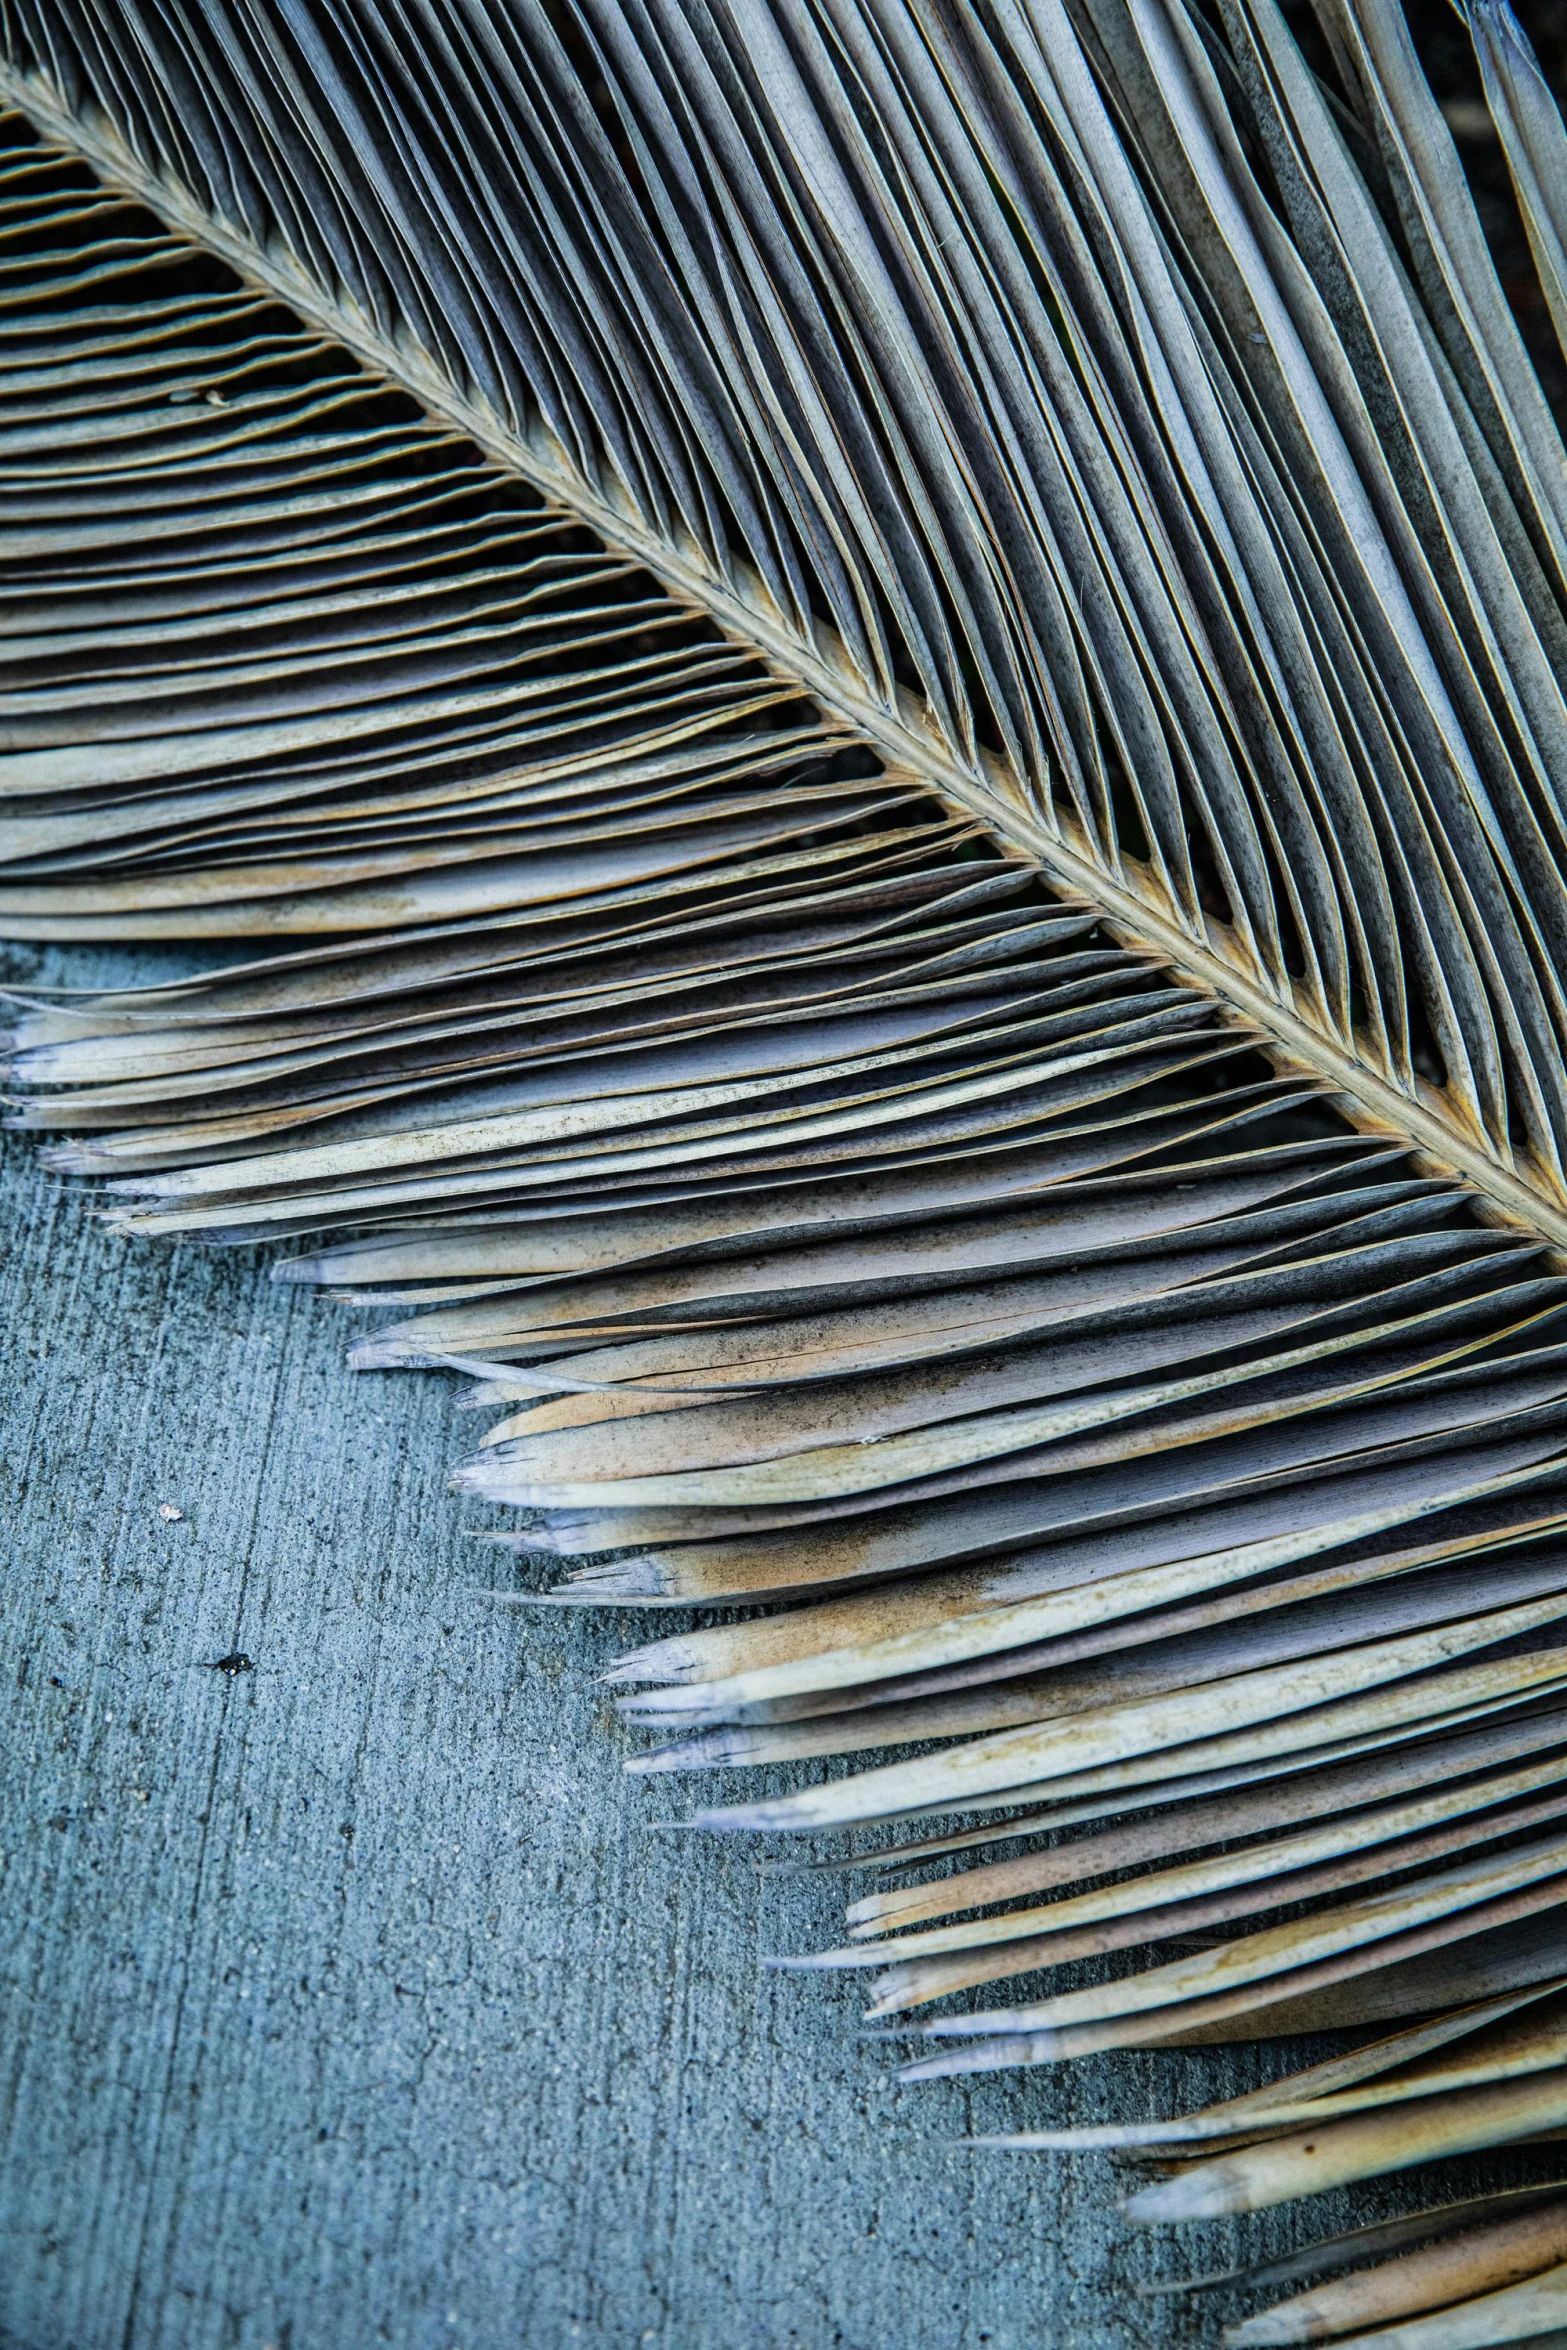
[202,1652,256,1678]
[157,1503,185,1522]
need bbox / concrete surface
[0,936,1532,2350]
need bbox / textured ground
[0,935,1521,2350]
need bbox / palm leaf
[14,0,1567,1225]
[9,0,1567,2329]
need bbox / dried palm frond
[9,0,1567,2328]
